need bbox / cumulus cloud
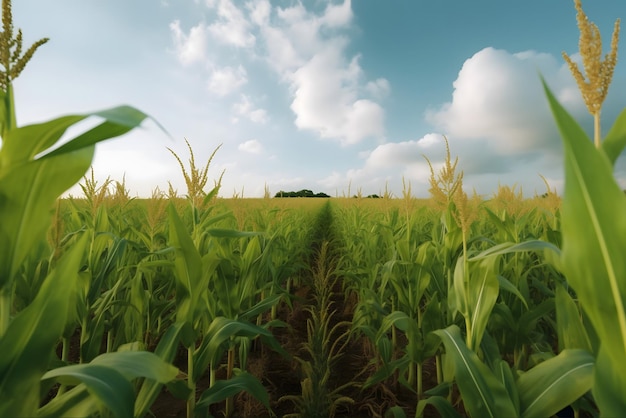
[207,65,248,96]
[290,49,385,145]
[169,20,209,65]
[425,47,584,154]
[314,134,446,195]
[238,139,263,154]
[366,78,391,100]
[208,0,256,48]
[250,0,385,145]
[171,0,384,145]
[232,94,268,123]
[318,47,593,198]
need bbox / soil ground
[148,279,439,418]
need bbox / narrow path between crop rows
[259,201,422,417]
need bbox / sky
[9,0,626,198]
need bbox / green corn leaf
[594,345,626,417]
[453,255,499,351]
[0,234,87,418]
[41,351,178,418]
[385,405,408,418]
[517,349,594,418]
[434,325,517,418]
[601,107,626,166]
[416,395,463,418]
[195,370,270,412]
[194,317,278,379]
[0,115,83,167]
[202,182,222,206]
[555,285,592,352]
[0,84,16,138]
[167,204,206,346]
[469,240,561,261]
[0,147,93,290]
[495,359,520,415]
[498,275,528,309]
[543,79,626,414]
[206,228,263,238]
[364,356,411,389]
[42,106,164,158]
[42,364,134,418]
[135,322,185,418]
[37,385,95,418]
[240,293,283,321]
[0,105,153,291]
[90,351,178,382]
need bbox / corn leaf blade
[42,364,134,418]
[517,349,594,418]
[434,325,517,418]
[0,235,86,418]
[195,370,270,411]
[601,107,626,166]
[543,80,626,415]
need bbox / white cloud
[207,65,248,96]
[238,139,263,154]
[366,134,444,169]
[173,0,383,145]
[232,94,268,123]
[425,47,584,154]
[247,0,271,26]
[289,47,385,145]
[317,47,594,198]
[245,0,384,144]
[169,20,209,66]
[320,0,353,28]
[313,134,446,196]
[366,78,391,99]
[208,0,256,48]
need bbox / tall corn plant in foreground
[418,2,624,416]
[544,2,626,415]
[416,139,589,418]
[165,145,281,418]
[0,1,177,416]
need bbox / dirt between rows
[149,282,437,418]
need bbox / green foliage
[544,79,626,416]
[274,189,331,198]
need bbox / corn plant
[281,230,354,418]
[538,1,626,414]
[543,79,626,417]
[0,1,180,415]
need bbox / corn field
[2,0,626,417]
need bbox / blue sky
[10,0,626,198]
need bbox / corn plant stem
[408,360,415,386]
[57,339,69,396]
[594,111,601,148]
[107,331,113,353]
[60,337,69,362]
[446,269,453,324]
[208,363,216,390]
[461,231,473,350]
[187,346,195,418]
[417,362,423,399]
[79,317,88,364]
[436,353,443,385]
[0,287,10,338]
[225,345,235,417]
[417,306,423,398]
[391,300,397,358]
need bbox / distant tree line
[274,189,330,198]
